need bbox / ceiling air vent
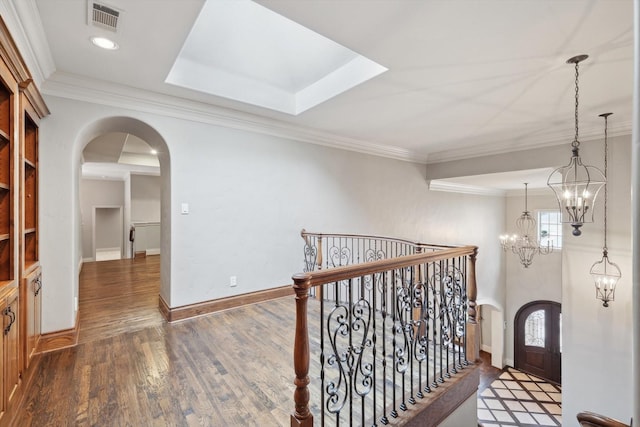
[88,1,121,32]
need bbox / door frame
[92,205,124,261]
[514,300,562,384]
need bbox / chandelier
[589,113,621,307]
[547,55,606,237]
[500,183,552,268]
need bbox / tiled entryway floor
[478,368,561,426]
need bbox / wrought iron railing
[301,230,450,303]
[301,229,449,272]
[292,231,479,426]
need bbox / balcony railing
[292,231,480,426]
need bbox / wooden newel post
[466,247,480,362]
[291,273,313,427]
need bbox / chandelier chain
[603,114,609,251]
[572,61,580,148]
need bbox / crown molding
[426,122,632,164]
[42,72,428,164]
[428,180,505,196]
[2,0,56,87]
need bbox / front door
[514,301,561,384]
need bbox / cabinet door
[25,271,41,368]
[4,292,19,405]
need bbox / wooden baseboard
[36,312,79,353]
[159,285,294,322]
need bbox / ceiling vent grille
[88,1,121,32]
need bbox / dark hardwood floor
[478,350,503,392]
[17,256,295,426]
[77,256,165,344]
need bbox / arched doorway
[73,117,171,329]
[514,300,561,384]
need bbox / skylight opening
[165,0,387,115]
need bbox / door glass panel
[524,309,545,347]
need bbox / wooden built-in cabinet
[19,98,43,375]
[0,15,49,427]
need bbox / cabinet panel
[0,297,5,419]
[23,268,40,369]
[3,291,18,406]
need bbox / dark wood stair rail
[291,245,479,426]
[577,411,632,427]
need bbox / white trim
[4,0,56,86]
[505,358,514,367]
[82,257,95,263]
[42,72,427,164]
[145,248,161,256]
[481,344,492,353]
[428,180,505,196]
[426,122,632,164]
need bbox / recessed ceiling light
[150,149,158,155]
[90,36,119,50]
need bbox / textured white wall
[39,95,506,331]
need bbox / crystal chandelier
[589,113,621,307]
[547,55,606,237]
[500,183,552,268]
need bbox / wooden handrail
[295,245,477,288]
[577,411,631,427]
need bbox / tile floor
[478,367,561,426]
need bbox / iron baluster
[320,283,325,427]
[390,268,399,419]
[379,271,389,425]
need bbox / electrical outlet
[230,276,237,287]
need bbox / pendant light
[589,113,621,307]
[499,183,552,268]
[547,55,606,236]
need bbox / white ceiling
[166,0,387,115]
[82,132,159,180]
[27,0,634,166]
